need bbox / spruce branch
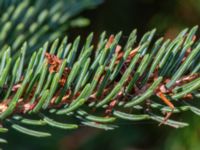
[0,26,200,143]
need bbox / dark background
[72,0,200,39]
